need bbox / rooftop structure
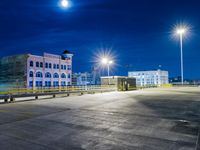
[101,76,136,91]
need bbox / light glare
[102,58,108,64]
[109,60,113,64]
[61,0,69,8]
[101,58,114,65]
[176,28,186,35]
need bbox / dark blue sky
[0,0,200,79]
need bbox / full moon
[61,0,69,8]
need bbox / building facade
[0,51,73,88]
[72,72,93,86]
[72,66,101,86]
[72,72,100,86]
[128,70,169,86]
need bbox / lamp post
[176,27,186,85]
[102,58,113,76]
[101,58,113,85]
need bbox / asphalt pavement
[0,87,200,150]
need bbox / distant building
[169,76,191,85]
[0,51,73,88]
[72,71,100,86]
[72,72,92,86]
[91,66,101,85]
[101,76,136,91]
[128,70,169,86]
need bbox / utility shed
[101,76,136,91]
[0,54,28,88]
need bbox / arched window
[61,73,66,78]
[53,73,59,78]
[36,62,39,67]
[30,61,33,67]
[45,72,51,78]
[36,72,43,78]
[29,71,33,77]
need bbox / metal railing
[0,85,117,97]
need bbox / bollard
[67,93,70,97]
[35,96,38,99]
[53,94,56,98]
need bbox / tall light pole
[101,58,113,85]
[176,27,186,85]
[101,58,113,76]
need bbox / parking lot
[0,87,200,150]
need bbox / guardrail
[0,85,117,103]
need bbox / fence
[0,85,117,102]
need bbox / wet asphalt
[0,87,200,150]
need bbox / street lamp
[176,27,187,85]
[101,58,113,77]
[101,58,113,85]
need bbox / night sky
[0,0,200,79]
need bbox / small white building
[128,70,169,86]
